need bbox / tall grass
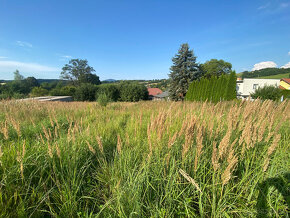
[0,100,289,217]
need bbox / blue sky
[0,0,289,80]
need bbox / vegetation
[200,59,232,78]
[241,67,290,79]
[251,85,283,101]
[185,71,237,102]
[168,43,201,101]
[60,59,101,85]
[259,73,290,79]
[0,100,289,217]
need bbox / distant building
[147,88,163,100]
[280,78,290,90]
[21,96,73,102]
[153,91,169,101]
[236,78,280,99]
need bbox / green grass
[259,73,290,79]
[0,100,289,217]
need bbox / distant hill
[258,73,290,79]
[240,68,290,79]
[102,79,118,83]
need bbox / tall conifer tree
[168,43,201,101]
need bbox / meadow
[0,100,289,217]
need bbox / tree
[119,82,148,102]
[30,87,49,97]
[168,43,201,101]
[14,70,25,81]
[74,83,97,101]
[60,59,100,85]
[251,85,281,101]
[25,77,39,88]
[200,59,232,78]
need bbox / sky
[0,0,290,80]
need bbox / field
[259,73,289,79]
[0,100,289,217]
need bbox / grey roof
[154,91,169,98]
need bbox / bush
[30,87,49,97]
[251,85,281,101]
[95,84,120,101]
[97,93,110,107]
[119,83,148,102]
[74,83,97,101]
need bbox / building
[236,78,280,99]
[147,88,163,100]
[21,96,73,102]
[152,91,169,101]
[280,78,290,90]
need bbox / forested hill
[241,68,290,79]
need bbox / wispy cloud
[288,51,290,56]
[0,60,59,74]
[16,40,33,48]
[280,2,290,8]
[258,2,270,10]
[57,54,73,61]
[252,61,277,71]
[0,56,8,59]
[61,55,72,59]
[281,62,290,69]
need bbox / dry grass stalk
[86,140,96,154]
[55,143,61,158]
[211,141,219,171]
[117,135,122,154]
[47,142,53,158]
[42,125,50,141]
[96,135,104,154]
[2,120,9,140]
[147,124,152,157]
[179,169,202,193]
[168,132,178,149]
[221,153,238,185]
[263,133,281,172]
[257,120,267,143]
[218,130,231,159]
[194,126,203,172]
[11,118,21,137]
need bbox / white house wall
[236,79,280,98]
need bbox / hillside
[240,68,290,78]
[259,73,290,79]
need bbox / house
[236,78,280,99]
[152,91,169,101]
[280,78,290,90]
[147,88,163,100]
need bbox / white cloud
[252,61,277,71]
[61,55,72,59]
[0,60,59,75]
[258,3,270,10]
[281,62,290,69]
[280,3,290,8]
[0,56,7,59]
[288,51,290,56]
[16,41,32,48]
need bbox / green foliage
[97,93,110,107]
[251,85,282,101]
[74,83,97,101]
[13,69,24,81]
[119,82,148,102]
[201,59,232,78]
[30,87,49,97]
[241,67,290,79]
[60,59,100,85]
[168,43,201,101]
[95,84,120,101]
[185,73,236,102]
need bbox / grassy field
[259,73,290,79]
[0,100,289,217]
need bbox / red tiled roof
[148,88,163,96]
[281,78,290,84]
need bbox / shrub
[251,85,282,101]
[74,83,97,101]
[119,83,148,102]
[95,84,120,102]
[97,93,110,107]
[30,87,49,97]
